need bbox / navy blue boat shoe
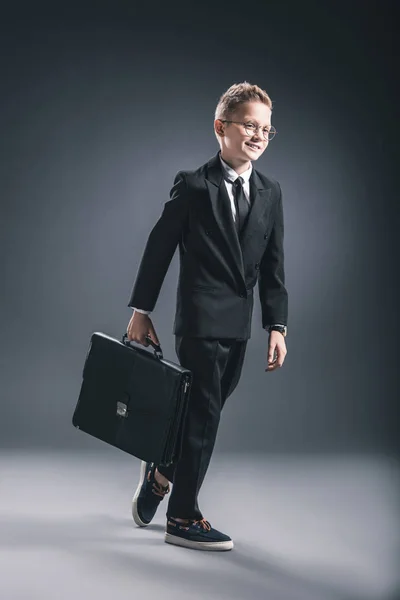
[165,516,233,551]
[132,461,170,527]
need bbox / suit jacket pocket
[191,284,217,292]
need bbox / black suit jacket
[128,151,288,340]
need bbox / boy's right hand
[126,312,160,347]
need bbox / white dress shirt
[219,154,252,222]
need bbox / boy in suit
[127,82,288,551]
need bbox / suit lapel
[205,155,244,285]
[205,153,272,287]
[240,171,272,246]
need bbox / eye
[246,123,257,130]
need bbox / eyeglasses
[220,120,277,141]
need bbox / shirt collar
[219,152,253,184]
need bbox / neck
[219,151,251,175]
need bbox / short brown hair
[214,81,273,122]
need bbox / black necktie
[232,176,250,233]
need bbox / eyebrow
[243,119,271,128]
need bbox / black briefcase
[72,332,192,467]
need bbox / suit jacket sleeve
[127,171,189,311]
[258,182,288,328]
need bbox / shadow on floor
[0,513,364,600]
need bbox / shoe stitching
[168,517,211,532]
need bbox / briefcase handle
[121,333,163,360]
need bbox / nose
[251,128,263,141]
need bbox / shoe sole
[132,460,150,527]
[165,532,233,551]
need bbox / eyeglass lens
[245,124,276,140]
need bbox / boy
[126,82,288,551]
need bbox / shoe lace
[192,518,211,531]
[147,469,170,498]
[152,480,170,498]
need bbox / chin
[244,150,258,160]
[242,146,259,160]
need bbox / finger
[266,348,286,371]
[265,362,280,372]
[266,360,280,371]
[148,328,160,346]
[268,345,276,364]
[266,356,278,370]
[265,357,286,371]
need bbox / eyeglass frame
[219,120,277,141]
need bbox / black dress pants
[157,335,247,520]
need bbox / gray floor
[1,450,399,600]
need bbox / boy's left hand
[265,330,287,372]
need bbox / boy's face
[215,101,272,165]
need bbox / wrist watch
[268,325,287,337]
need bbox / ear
[214,119,225,137]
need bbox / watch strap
[268,324,287,336]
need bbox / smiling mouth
[245,142,260,150]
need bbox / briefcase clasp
[116,402,128,418]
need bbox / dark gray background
[1,1,398,454]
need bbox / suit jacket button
[255,262,260,270]
[264,233,268,239]
[239,293,245,298]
